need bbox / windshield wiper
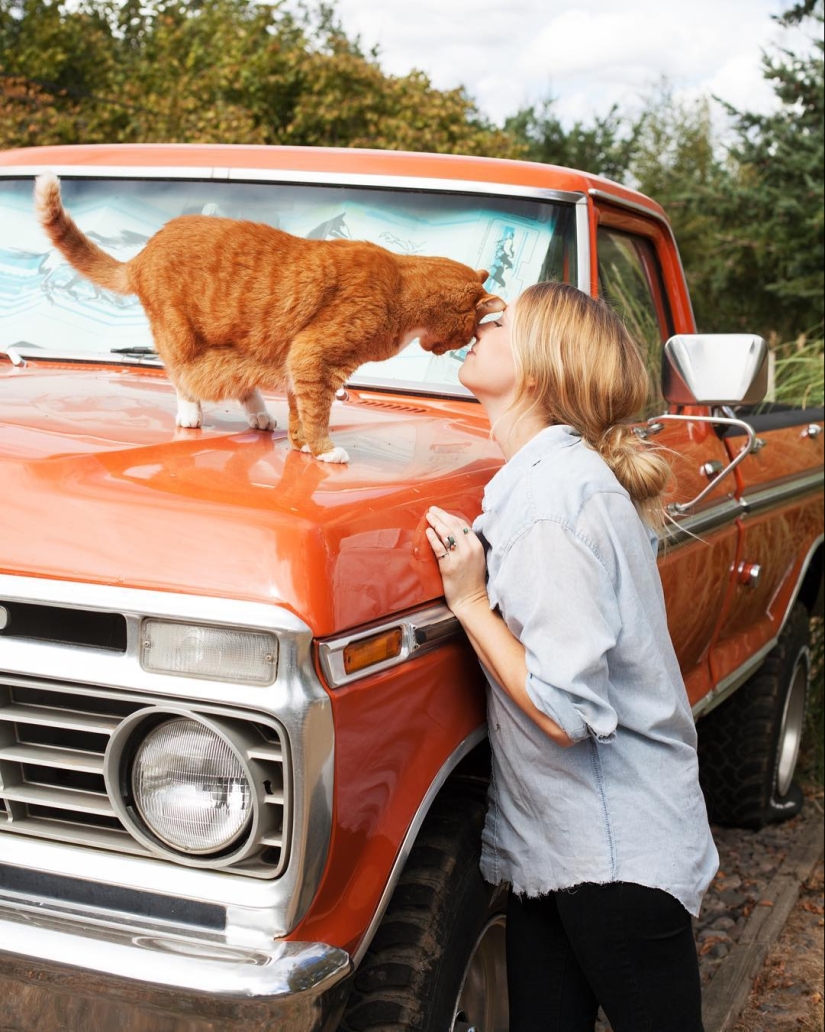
[111,346,159,358]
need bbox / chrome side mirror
[645,334,768,515]
[662,333,768,407]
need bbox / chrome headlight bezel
[104,707,282,868]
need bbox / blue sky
[329,0,817,127]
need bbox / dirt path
[731,855,824,1032]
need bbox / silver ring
[446,535,457,550]
[437,553,448,560]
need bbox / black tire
[698,603,810,830]
[337,779,508,1032]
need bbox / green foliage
[0,0,521,154]
[772,333,825,408]
[712,1,824,339]
[624,86,735,335]
[504,99,640,182]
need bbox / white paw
[176,399,202,428]
[316,446,350,464]
[247,411,277,431]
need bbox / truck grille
[0,674,289,878]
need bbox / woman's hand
[426,507,572,746]
[425,506,488,617]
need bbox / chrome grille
[0,674,290,877]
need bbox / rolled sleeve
[494,520,621,743]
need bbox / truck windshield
[0,175,577,396]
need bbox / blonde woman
[425,282,718,1032]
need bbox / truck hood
[0,363,502,635]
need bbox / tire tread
[338,780,491,1032]
[698,605,810,829]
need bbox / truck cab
[0,144,822,1032]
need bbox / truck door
[592,199,740,707]
[706,402,824,692]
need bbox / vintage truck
[0,144,822,1032]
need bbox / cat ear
[476,291,506,315]
[475,269,489,282]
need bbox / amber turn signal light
[343,627,403,676]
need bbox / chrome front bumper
[0,894,352,1032]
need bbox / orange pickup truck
[0,144,822,1032]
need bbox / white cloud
[328,0,817,127]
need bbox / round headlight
[131,718,253,854]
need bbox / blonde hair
[510,281,671,528]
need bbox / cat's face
[419,270,506,356]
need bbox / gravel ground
[695,787,824,990]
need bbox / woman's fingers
[426,506,473,545]
[425,526,448,559]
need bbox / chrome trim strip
[4,164,584,205]
[693,641,774,719]
[0,574,333,944]
[693,533,824,719]
[658,467,824,554]
[740,470,824,516]
[658,498,740,554]
[575,194,591,292]
[318,604,461,688]
[351,726,487,968]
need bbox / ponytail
[510,282,671,529]
[594,425,671,529]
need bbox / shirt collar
[482,424,581,512]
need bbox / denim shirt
[474,424,718,917]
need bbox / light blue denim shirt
[474,424,719,917]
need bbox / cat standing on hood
[35,172,505,463]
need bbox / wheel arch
[350,727,490,969]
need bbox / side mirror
[646,334,768,516]
[662,334,768,407]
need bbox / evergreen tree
[714,0,824,337]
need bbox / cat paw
[176,399,203,428]
[315,446,350,464]
[247,411,277,431]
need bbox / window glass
[597,227,673,412]
[0,176,577,397]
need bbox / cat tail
[34,172,132,295]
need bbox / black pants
[506,882,705,1032]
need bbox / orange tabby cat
[35,173,505,463]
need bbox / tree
[505,98,640,182]
[0,0,522,155]
[712,0,824,338]
[626,85,739,334]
